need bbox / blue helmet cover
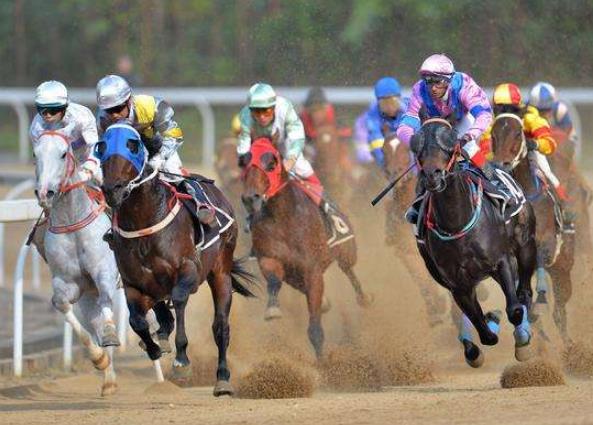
[374,77,402,99]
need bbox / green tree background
[4,0,592,87]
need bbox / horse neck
[430,172,474,233]
[118,178,170,230]
[264,181,302,218]
[49,177,94,228]
[513,157,537,193]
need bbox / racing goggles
[249,106,275,118]
[423,74,451,86]
[36,105,66,116]
[105,102,128,115]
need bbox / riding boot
[405,179,425,224]
[181,181,216,225]
[549,185,575,234]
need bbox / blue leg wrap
[536,267,548,294]
[513,305,531,346]
[458,314,473,343]
[487,320,500,336]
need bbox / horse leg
[93,268,120,347]
[306,272,325,359]
[51,277,110,372]
[335,239,373,307]
[170,265,198,380]
[456,311,484,368]
[549,263,573,345]
[533,250,550,316]
[126,287,163,381]
[494,257,533,361]
[259,257,285,320]
[451,288,497,346]
[208,271,234,397]
[152,301,174,353]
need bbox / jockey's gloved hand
[458,133,474,147]
[237,153,251,168]
[526,139,539,151]
[148,153,164,170]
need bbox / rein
[112,181,192,239]
[37,131,107,235]
[426,177,484,241]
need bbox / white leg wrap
[153,360,165,383]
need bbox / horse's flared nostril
[46,190,55,199]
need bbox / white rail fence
[3,199,127,377]
[0,86,588,165]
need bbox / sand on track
[1,169,593,425]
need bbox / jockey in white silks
[95,75,215,226]
[30,81,101,183]
[236,83,349,238]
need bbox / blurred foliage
[4,0,593,87]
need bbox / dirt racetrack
[1,168,593,425]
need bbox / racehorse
[33,130,119,396]
[96,123,256,396]
[241,136,372,358]
[382,136,447,326]
[412,118,537,365]
[491,113,575,343]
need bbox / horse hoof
[462,339,484,368]
[100,324,121,347]
[264,306,282,321]
[101,382,118,397]
[171,363,193,380]
[515,341,533,362]
[356,293,374,308]
[465,348,484,368]
[92,351,110,371]
[158,336,172,354]
[321,296,332,314]
[213,380,234,397]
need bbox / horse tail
[230,257,259,297]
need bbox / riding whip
[25,211,45,246]
[158,170,215,184]
[371,163,416,206]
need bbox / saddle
[414,162,526,242]
[176,178,234,251]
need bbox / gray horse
[32,129,119,396]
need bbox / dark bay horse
[412,118,537,365]
[96,123,256,396]
[382,135,447,326]
[241,136,372,358]
[491,113,575,343]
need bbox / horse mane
[411,121,457,157]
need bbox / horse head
[241,136,286,214]
[490,108,526,172]
[33,129,77,209]
[95,123,147,209]
[411,118,458,192]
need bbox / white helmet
[35,81,68,107]
[529,82,557,110]
[248,83,277,108]
[96,75,131,110]
[419,54,455,78]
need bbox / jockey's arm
[153,99,184,161]
[284,102,306,160]
[365,107,385,167]
[458,76,493,167]
[236,106,252,158]
[524,107,557,155]
[78,106,101,181]
[395,82,423,147]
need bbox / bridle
[492,113,527,171]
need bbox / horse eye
[95,141,107,157]
[127,139,139,154]
[61,152,67,159]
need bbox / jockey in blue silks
[366,77,408,170]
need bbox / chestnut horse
[491,113,575,343]
[241,136,372,357]
[96,123,256,396]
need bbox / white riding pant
[160,151,184,183]
[293,153,315,178]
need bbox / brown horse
[491,113,574,343]
[97,123,256,396]
[548,128,593,264]
[241,136,372,357]
[382,136,448,326]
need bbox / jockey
[395,54,495,224]
[96,74,215,225]
[237,83,342,233]
[30,81,100,184]
[366,77,408,169]
[353,107,374,165]
[529,82,577,154]
[300,87,337,141]
[480,83,569,200]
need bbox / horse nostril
[46,190,55,198]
